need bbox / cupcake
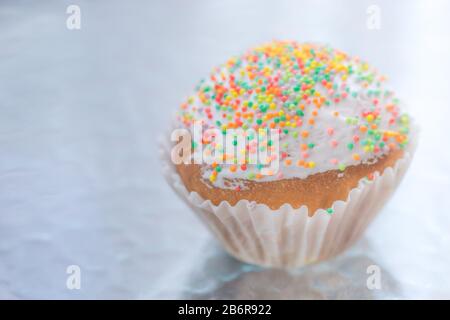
[163,41,416,268]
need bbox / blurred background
[1,0,449,299]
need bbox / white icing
[174,42,410,189]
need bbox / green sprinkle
[259,104,268,113]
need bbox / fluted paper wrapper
[160,129,417,268]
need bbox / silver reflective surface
[1,0,450,299]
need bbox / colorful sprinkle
[177,41,410,188]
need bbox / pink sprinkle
[353,135,360,143]
[327,128,334,136]
[302,152,309,159]
[330,140,338,148]
[277,172,284,179]
[330,158,338,165]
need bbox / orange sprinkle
[301,130,309,138]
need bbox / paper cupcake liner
[160,127,418,268]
